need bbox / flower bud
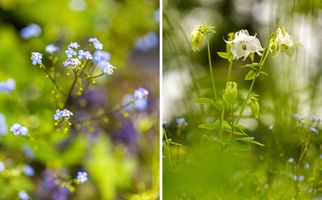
[191,25,205,52]
[191,24,215,52]
[250,97,260,119]
[223,81,238,105]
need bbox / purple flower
[18,190,29,200]
[53,109,73,121]
[93,50,111,64]
[63,58,81,67]
[68,42,80,49]
[0,78,15,94]
[45,44,59,54]
[0,113,7,135]
[176,117,187,127]
[10,123,28,136]
[20,23,41,39]
[0,162,4,172]
[135,32,159,52]
[65,48,77,58]
[76,171,88,183]
[134,88,149,99]
[78,50,92,60]
[89,38,103,50]
[23,165,35,176]
[31,52,43,65]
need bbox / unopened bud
[250,97,260,119]
[223,81,238,105]
[191,24,215,52]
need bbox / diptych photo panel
[0,0,159,199]
[162,0,321,199]
[0,0,322,199]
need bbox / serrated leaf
[245,70,257,80]
[217,52,229,59]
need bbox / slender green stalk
[64,69,78,108]
[234,42,271,125]
[163,130,172,167]
[206,34,217,101]
[227,60,233,82]
[41,65,66,96]
[92,73,105,79]
[219,105,225,139]
[220,60,233,140]
[234,74,257,125]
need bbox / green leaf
[236,137,255,141]
[198,123,219,130]
[241,63,259,70]
[231,131,245,136]
[248,140,265,146]
[236,137,265,146]
[260,71,269,77]
[245,70,257,80]
[193,98,221,110]
[217,52,229,59]
[249,53,254,62]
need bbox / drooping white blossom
[226,30,264,61]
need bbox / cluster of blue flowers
[0,78,16,94]
[10,123,28,136]
[20,23,41,39]
[53,109,73,121]
[122,87,149,111]
[31,52,43,65]
[76,171,88,183]
[31,38,116,76]
[293,113,320,135]
[135,32,159,52]
[45,44,59,54]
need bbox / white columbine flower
[226,30,264,61]
[270,27,301,56]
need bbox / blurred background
[0,0,159,199]
[163,0,322,199]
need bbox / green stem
[64,69,78,108]
[163,130,172,167]
[235,76,257,125]
[92,73,105,79]
[219,104,225,139]
[206,34,217,101]
[227,60,233,82]
[42,65,66,96]
[234,42,271,125]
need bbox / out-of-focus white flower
[226,29,264,61]
[270,27,301,56]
